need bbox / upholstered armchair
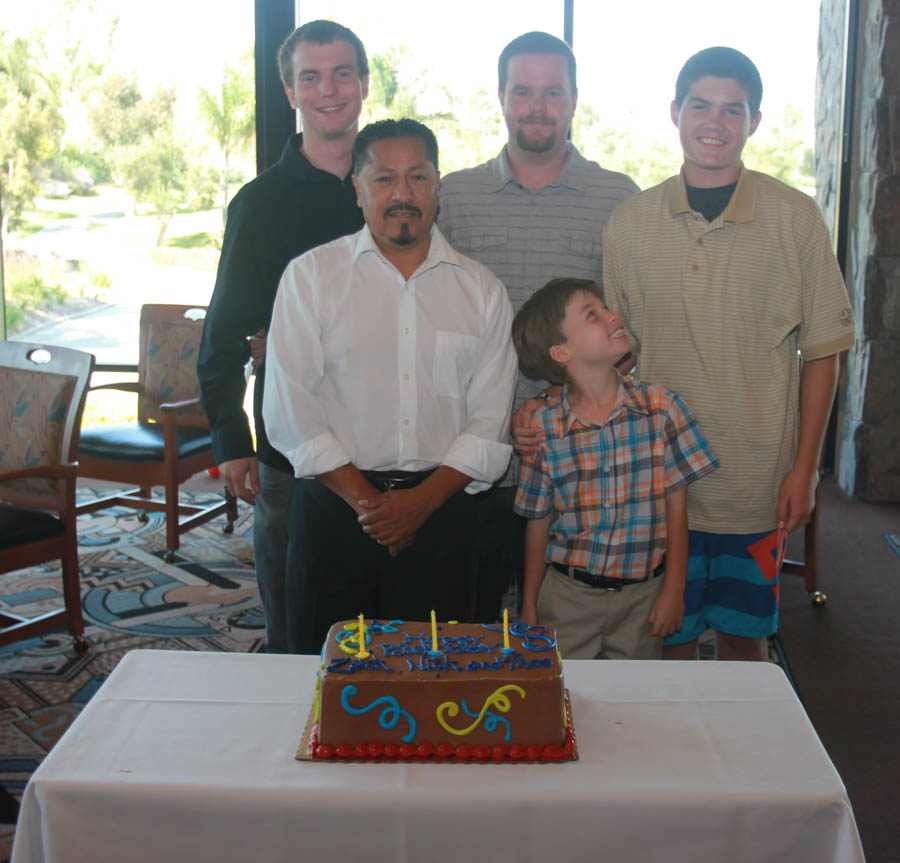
[0,342,94,650]
[76,305,237,562]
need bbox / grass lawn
[4,186,225,333]
[12,208,77,237]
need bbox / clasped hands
[356,486,433,557]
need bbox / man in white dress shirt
[264,118,518,653]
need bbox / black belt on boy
[551,557,666,591]
[360,469,436,493]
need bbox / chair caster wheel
[137,511,149,523]
[74,637,89,654]
[810,591,827,608]
[164,550,175,563]
[223,522,234,534]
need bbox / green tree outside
[197,49,255,226]
[0,35,65,236]
[89,74,217,245]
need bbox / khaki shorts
[537,564,665,659]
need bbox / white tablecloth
[11,650,864,863]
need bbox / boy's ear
[549,343,570,365]
[670,99,680,127]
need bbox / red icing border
[309,692,576,763]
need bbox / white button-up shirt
[263,225,517,493]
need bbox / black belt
[360,469,435,492]
[551,558,666,591]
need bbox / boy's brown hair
[512,278,604,385]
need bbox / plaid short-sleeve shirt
[514,376,718,580]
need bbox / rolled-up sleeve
[263,256,352,478]
[441,274,517,492]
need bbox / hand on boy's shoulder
[511,396,550,457]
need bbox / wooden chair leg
[780,483,824,607]
[164,483,180,562]
[805,491,825,606]
[60,547,84,636]
[61,537,88,652]
[163,415,180,562]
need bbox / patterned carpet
[0,488,794,857]
[0,488,259,857]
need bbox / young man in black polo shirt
[198,20,369,652]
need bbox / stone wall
[818,0,900,500]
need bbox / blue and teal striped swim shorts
[665,528,785,645]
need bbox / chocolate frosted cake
[308,619,573,762]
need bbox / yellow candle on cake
[431,609,439,653]
[356,614,370,659]
[503,608,511,651]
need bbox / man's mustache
[521,115,555,125]
[385,204,422,217]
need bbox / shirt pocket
[450,228,508,256]
[433,330,480,398]
[557,229,602,262]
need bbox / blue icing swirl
[460,699,511,741]
[340,684,416,743]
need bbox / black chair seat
[79,422,213,463]
[0,502,64,551]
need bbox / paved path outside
[7,186,217,364]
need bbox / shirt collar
[279,133,354,186]
[667,164,757,222]
[352,224,464,275]
[548,374,651,437]
[488,142,589,195]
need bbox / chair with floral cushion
[76,305,237,562]
[0,341,94,650]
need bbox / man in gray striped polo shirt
[439,31,638,621]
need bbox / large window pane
[3,0,823,376]
[575,0,820,192]
[297,0,563,173]
[2,0,254,370]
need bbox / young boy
[512,278,718,659]
[601,47,855,661]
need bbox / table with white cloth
[11,650,864,863]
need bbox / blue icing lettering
[406,654,463,674]
[462,651,538,672]
[383,642,425,658]
[328,655,394,674]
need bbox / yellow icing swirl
[436,685,526,736]
[338,621,364,654]
[313,664,323,723]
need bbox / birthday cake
[307,618,574,762]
